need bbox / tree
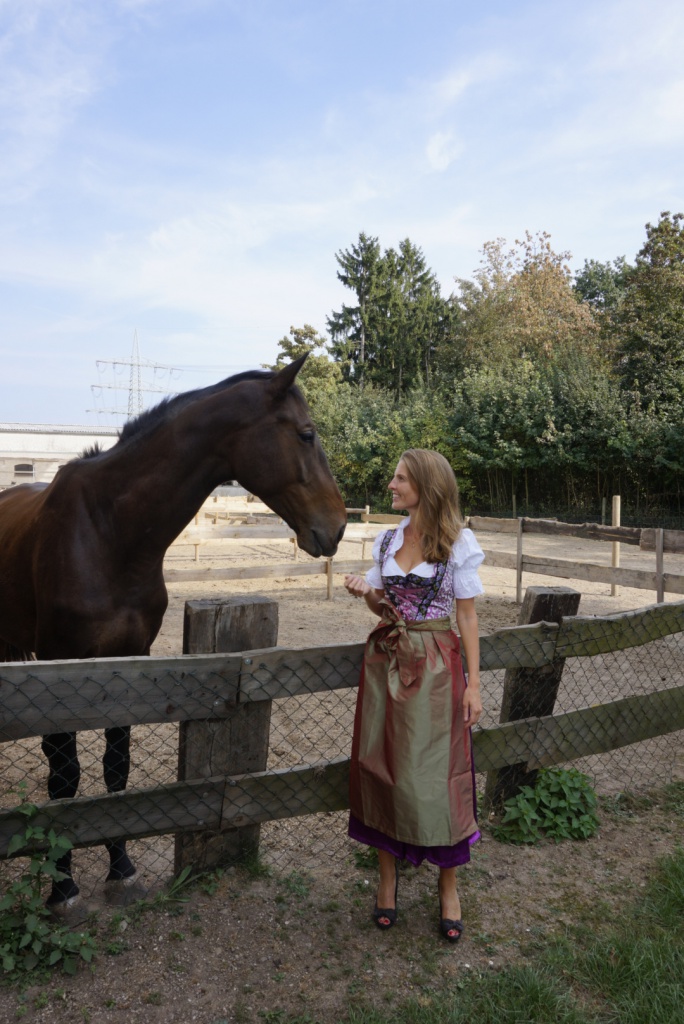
[327,233,384,387]
[573,257,631,312]
[442,232,600,374]
[327,234,451,393]
[264,324,342,399]
[614,212,684,405]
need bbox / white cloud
[425,131,463,172]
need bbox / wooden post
[326,558,334,600]
[515,518,524,604]
[601,497,606,525]
[174,596,278,873]
[611,495,621,597]
[656,528,665,604]
[482,585,581,814]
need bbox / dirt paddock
[0,515,683,1023]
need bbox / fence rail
[164,509,684,603]
[1,600,683,862]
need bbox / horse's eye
[299,430,315,444]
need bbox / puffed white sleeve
[452,528,485,599]
[364,530,386,590]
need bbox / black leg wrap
[41,732,80,801]
[103,726,131,792]
[46,850,80,904]
[41,733,80,904]
[103,727,136,881]
[105,840,136,881]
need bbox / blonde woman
[344,450,483,943]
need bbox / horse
[0,355,346,910]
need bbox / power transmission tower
[88,332,182,423]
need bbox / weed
[143,991,163,1005]
[104,941,128,956]
[281,871,312,898]
[0,795,97,980]
[352,846,378,870]
[493,768,599,844]
[662,781,684,816]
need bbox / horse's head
[227,356,347,557]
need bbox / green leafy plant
[493,768,599,845]
[0,798,96,979]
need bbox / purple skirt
[348,815,479,868]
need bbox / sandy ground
[1,503,683,1023]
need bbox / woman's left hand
[463,686,483,726]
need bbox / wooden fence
[1,599,683,865]
[167,503,684,603]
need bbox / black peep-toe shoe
[372,862,399,930]
[438,889,464,944]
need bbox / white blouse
[365,518,485,600]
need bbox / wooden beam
[521,554,658,591]
[521,519,641,545]
[479,549,518,571]
[641,528,684,554]
[467,516,520,534]
[239,642,366,701]
[478,621,559,670]
[473,684,684,772]
[0,759,350,859]
[554,600,684,657]
[0,654,242,742]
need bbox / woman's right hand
[344,574,371,599]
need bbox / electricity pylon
[88,332,182,423]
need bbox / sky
[1,0,683,424]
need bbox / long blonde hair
[400,449,463,563]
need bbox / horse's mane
[81,443,104,459]
[83,369,275,458]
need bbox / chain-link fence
[0,601,682,903]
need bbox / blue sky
[1,0,683,424]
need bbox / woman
[344,449,483,943]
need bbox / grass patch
[318,845,684,1024]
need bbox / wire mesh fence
[0,601,682,903]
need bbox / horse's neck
[91,415,235,558]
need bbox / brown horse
[0,355,346,908]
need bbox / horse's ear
[269,354,309,398]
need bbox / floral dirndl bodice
[378,530,455,622]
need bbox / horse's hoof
[46,895,94,927]
[104,872,149,907]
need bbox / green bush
[493,767,600,845]
[0,798,96,980]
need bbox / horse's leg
[40,732,81,904]
[102,726,138,884]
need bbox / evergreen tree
[614,212,684,405]
[327,233,383,387]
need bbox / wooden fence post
[611,495,621,597]
[174,596,278,873]
[515,518,524,604]
[656,528,664,604]
[482,585,581,814]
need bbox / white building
[0,424,119,489]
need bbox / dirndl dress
[348,523,484,868]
